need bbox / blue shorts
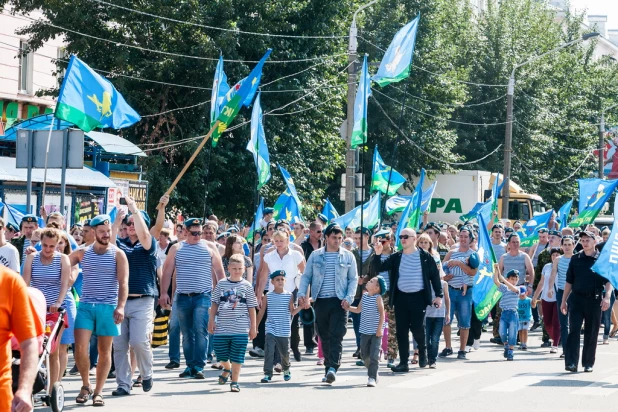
[75,303,120,337]
[213,334,249,364]
[447,286,472,329]
[518,321,529,331]
[60,293,77,345]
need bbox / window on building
[18,40,33,95]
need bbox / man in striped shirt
[10,214,38,266]
[159,218,225,379]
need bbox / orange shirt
[0,267,43,411]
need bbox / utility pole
[599,113,605,179]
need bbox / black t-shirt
[165,239,179,296]
[300,238,322,262]
[566,251,608,296]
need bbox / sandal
[92,393,105,407]
[218,369,231,385]
[610,328,618,338]
[230,382,240,392]
[132,375,142,388]
[211,362,223,370]
[411,352,419,365]
[75,386,92,404]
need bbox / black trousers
[253,291,268,349]
[314,297,347,373]
[303,322,317,349]
[466,304,483,345]
[565,293,602,368]
[394,290,427,363]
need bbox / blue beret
[375,275,388,296]
[270,270,286,280]
[355,227,371,235]
[183,218,203,228]
[548,230,561,237]
[21,214,38,224]
[468,252,480,269]
[228,225,240,233]
[374,229,391,239]
[264,207,275,215]
[125,211,151,227]
[506,269,520,278]
[217,232,230,240]
[5,222,19,232]
[317,213,328,224]
[90,214,112,227]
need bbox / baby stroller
[12,287,66,412]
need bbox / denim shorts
[75,303,120,337]
[447,286,472,329]
[518,321,529,331]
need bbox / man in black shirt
[561,231,613,373]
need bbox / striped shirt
[30,252,62,305]
[491,242,507,261]
[21,239,31,265]
[503,252,528,286]
[379,253,391,291]
[397,251,424,293]
[175,240,213,294]
[447,249,475,288]
[360,248,372,263]
[213,278,258,335]
[117,237,158,296]
[498,283,519,310]
[426,280,448,317]
[81,245,119,305]
[317,252,339,298]
[359,293,383,335]
[265,291,293,337]
[556,256,571,290]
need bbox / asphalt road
[43,323,618,412]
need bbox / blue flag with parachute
[210,55,230,128]
[472,213,502,320]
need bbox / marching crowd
[0,194,615,410]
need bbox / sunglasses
[314,229,322,234]
[190,231,203,237]
[399,235,412,240]
[126,221,135,226]
[343,241,353,246]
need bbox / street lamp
[599,103,618,178]
[501,32,600,219]
[345,0,380,213]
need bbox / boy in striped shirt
[257,270,302,383]
[348,276,386,387]
[493,269,522,361]
[208,254,258,392]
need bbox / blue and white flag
[591,199,618,289]
[247,93,271,190]
[210,55,230,128]
[557,199,573,229]
[321,199,339,224]
[372,15,420,87]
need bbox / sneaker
[521,344,528,351]
[142,378,153,392]
[457,350,467,360]
[473,339,481,350]
[325,368,337,384]
[355,360,365,366]
[111,387,130,397]
[193,367,205,379]
[249,347,265,358]
[274,363,283,373]
[387,359,395,368]
[390,363,409,373]
[69,365,79,375]
[489,337,503,345]
[321,376,328,383]
[260,375,272,383]
[503,345,509,358]
[283,370,291,381]
[530,321,541,331]
[305,347,315,355]
[352,349,360,358]
[465,345,473,353]
[550,346,558,354]
[603,338,609,345]
[317,358,324,366]
[165,361,180,369]
[438,348,453,358]
[506,350,514,361]
[179,367,194,378]
[540,341,551,348]
[367,378,376,387]
[429,362,437,369]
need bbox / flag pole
[40,116,56,214]
[202,144,212,221]
[250,116,260,265]
[157,121,219,210]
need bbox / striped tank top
[502,252,527,286]
[556,256,571,290]
[175,240,212,294]
[81,245,119,305]
[448,249,475,288]
[359,293,383,335]
[31,252,62,305]
[265,291,292,337]
[21,239,31,265]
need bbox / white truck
[406,170,546,224]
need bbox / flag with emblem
[472,213,501,320]
[394,168,425,249]
[518,209,554,247]
[371,15,420,87]
[246,197,264,243]
[332,193,381,230]
[56,55,140,132]
[570,178,618,228]
[460,200,491,223]
[385,181,436,215]
[211,49,272,147]
[321,199,339,224]
[272,192,302,223]
[370,146,406,195]
[247,93,271,190]
[210,55,230,128]
[277,164,302,213]
[557,199,573,229]
[351,55,372,148]
[591,199,618,289]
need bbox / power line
[12,12,348,64]
[371,96,503,165]
[89,0,347,40]
[372,89,511,126]
[389,84,507,108]
[514,120,598,151]
[513,151,594,184]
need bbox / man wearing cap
[561,231,612,373]
[441,227,478,360]
[69,215,129,406]
[298,223,357,384]
[0,217,19,272]
[110,195,167,396]
[351,227,376,359]
[372,228,442,372]
[260,207,275,229]
[159,217,225,379]
[11,214,39,265]
[424,222,449,262]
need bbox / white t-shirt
[156,243,168,265]
[541,262,556,302]
[0,243,20,272]
[263,248,304,293]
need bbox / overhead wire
[513,151,594,184]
